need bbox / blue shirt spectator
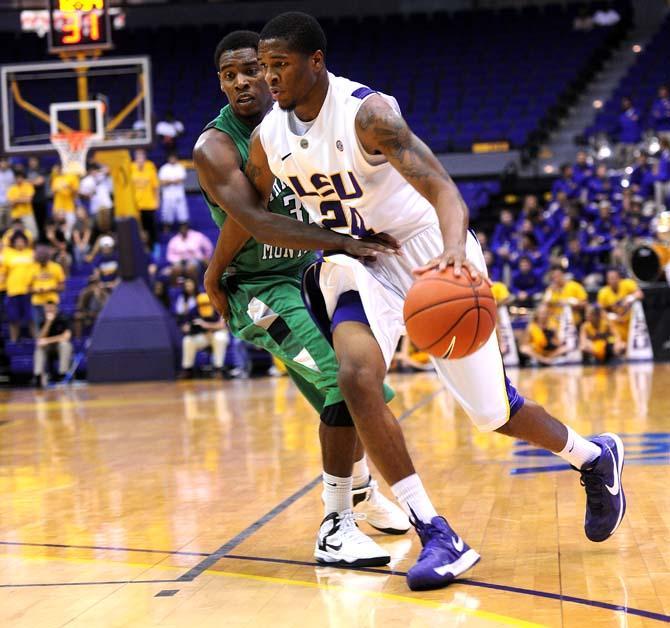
[657,141,670,183]
[563,238,594,281]
[618,97,641,144]
[572,150,594,186]
[551,165,580,200]
[622,212,651,239]
[509,233,548,275]
[638,167,657,199]
[491,209,517,259]
[511,256,544,304]
[630,153,651,191]
[651,85,670,132]
[553,215,589,251]
[591,201,622,241]
[483,249,503,282]
[513,195,541,230]
[587,164,614,203]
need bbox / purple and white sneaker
[579,432,626,542]
[406,516,480,591]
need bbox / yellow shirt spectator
[580,309,622,363]
[51,172,79,213]
[491,281,510,304]
[597,277,639,310]
[6,180,35,218]
[597,277,640,342]
[543,272,587,325]
[28,260,66,305]
[131,161,159,211]
[1,226,34,249]
[528,322,551,353]
[583,317,613,341]
[2,246,35,297]
[544,279,587,308]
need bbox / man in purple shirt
[551,164,580,200]
[616,97,641,164]
[572,150,594,186]
[655,138,670,209]
[511,256,544,306]
[651,85,670,136]
[587,164,614,203]
[630,152,651,196]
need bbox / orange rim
[50,131,94,151]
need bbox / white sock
[557,426,601,469]
[352,456,370,489]
[391,473,438,524]
[322,472,353,516]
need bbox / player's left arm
[355,95,480,280]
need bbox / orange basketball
[403,267,497,359]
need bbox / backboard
[1,55,152,155]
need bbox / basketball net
[50,131,95,176]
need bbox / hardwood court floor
[0,364,668,627]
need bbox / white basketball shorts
[302,226,524,432]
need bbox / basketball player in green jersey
[194,31,409,567]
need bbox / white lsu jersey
[259,73,438,244]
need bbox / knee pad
[320,401,355,427]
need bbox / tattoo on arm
[358,98,469,234]
[358,105,443,181]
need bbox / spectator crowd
[0,99,666,383]
[0,143,239,386]
[476,133,667,367]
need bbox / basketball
[403,267,497,359]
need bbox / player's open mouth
[237,94,254,104]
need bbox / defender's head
[259,12,327,111]
[214,30,272,119]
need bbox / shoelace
[337,510,368,541]
[580,471,605,513]
[412,518,452,559]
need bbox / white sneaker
[353,479,411,535]
[314,510,391,567]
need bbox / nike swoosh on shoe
[604,445,620,495]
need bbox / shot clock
[48,0,113,53]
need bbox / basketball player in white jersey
[221,12,626,592]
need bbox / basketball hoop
[50,131,95,175]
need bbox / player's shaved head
[214,30,260,69]
[260,12,327,57]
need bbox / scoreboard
[48,0,113,53]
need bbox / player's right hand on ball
[343,232,401,262]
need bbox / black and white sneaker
[314,509,391,567]
[352,479,411,535]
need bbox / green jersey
[201,105,316,277]
[197,105,395,414]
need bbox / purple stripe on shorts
[331,290,369,330]
[506,376,525,417]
